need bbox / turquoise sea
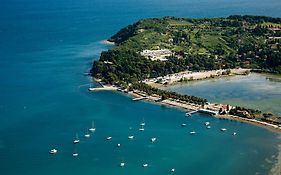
[1,0,281,174]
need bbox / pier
[132,96,149,101]
[198,108,218,115]
[88,86,118,91]
[185,110,198,116]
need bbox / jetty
[132,96,149,101]
[198,108,218,115]
[185,110,198,116]
[88,86,118,91]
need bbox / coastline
[100,40,115,45]
[89,73,281,134]
[130,90,281,133]
[144,68,250,87]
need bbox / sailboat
[190,131,196,135]
[139,125,145,131]
[72,146,79,157]
[140,118,145,126]
[120,158,125,167]
[128,135,134,140]
[84,129,90,138]
[142,163,148,167]
[49,148,58,154]
[151,137,157,142]
[73,133,80,144]
[89,121,96,132]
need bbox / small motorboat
[128,135,134,140]
[49,149,57,154]
[205,122,210,126]
[206,126,211,129]
[233,132,237,136]
[106,136,112,140]
[221,128,227,132]
[117,143,121,147]
[171,168,175,172]
[181,123,186,127]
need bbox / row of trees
[131,83,207,105]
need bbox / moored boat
[49,149,57,154]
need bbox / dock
[198,108,218,115]
[185,110,198,116]
[88,86,118,91]
[132,96,149,101]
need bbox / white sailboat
[72,145,79,157]
[151,137,157,142]
[142,163,148,167]
[190,131,196,135]
[139,125,145,131]
[49,148,58,154]
[84,128,90,138]
[89,121,96,132]
[120,158,125,167]
[73,133,80,144]
[140,118,145,126]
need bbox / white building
[141,49,172,61]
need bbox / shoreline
[100,40,115,45]
[126,89,281,134]
[89,73,281,134]
[144,68,250,87]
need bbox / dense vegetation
[92,15,281,84]
[131,82,207,105]
[229,106,280,124]
[91,15,281,122]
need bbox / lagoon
[162,73,281,117]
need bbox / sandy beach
[145,68,250,86]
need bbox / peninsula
[91,15,281,132]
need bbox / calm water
[1,0,281,175]
[162,73,281,117]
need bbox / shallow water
[162,73,281,116]
[1,0,281,174]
